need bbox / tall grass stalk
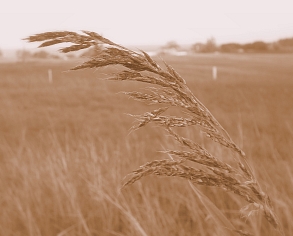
[26,31,284,235]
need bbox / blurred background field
[0,54,293,235]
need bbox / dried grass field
[1,53,293,235]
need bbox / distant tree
[278,37,293,47]
[276,37,293,52]
[243,41,268,52]
[16,49,32,62]
[267,42,280,52]
[191,37,217,53]
[32,50,50,59]
[204,37,217,52]
[0,49,3,57]
[220,43,243,53]
[30,50,61,60]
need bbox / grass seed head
[26,30,282,234]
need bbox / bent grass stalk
[25,31,283,236]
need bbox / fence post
[212,66,217,80]
[48,69,53,83]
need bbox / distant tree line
[15,49,78,62]
[191,37,293,53]
[14,46,103,62]
[3,36,293,61]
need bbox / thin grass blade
[189,181,252,236]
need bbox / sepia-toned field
[1,53,293,235]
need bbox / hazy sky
[1,0,293,49]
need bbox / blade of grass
[189,181,253,236]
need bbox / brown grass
[23,31,286,235]
[1,33,292,236]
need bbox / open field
[0,53,293,235]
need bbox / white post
[48,69,53,83]
[212,66,217,80]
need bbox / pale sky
[1,0,293,49]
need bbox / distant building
[158,41,188,56]
[159,48,188,56]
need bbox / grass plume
[26,30,284,235]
